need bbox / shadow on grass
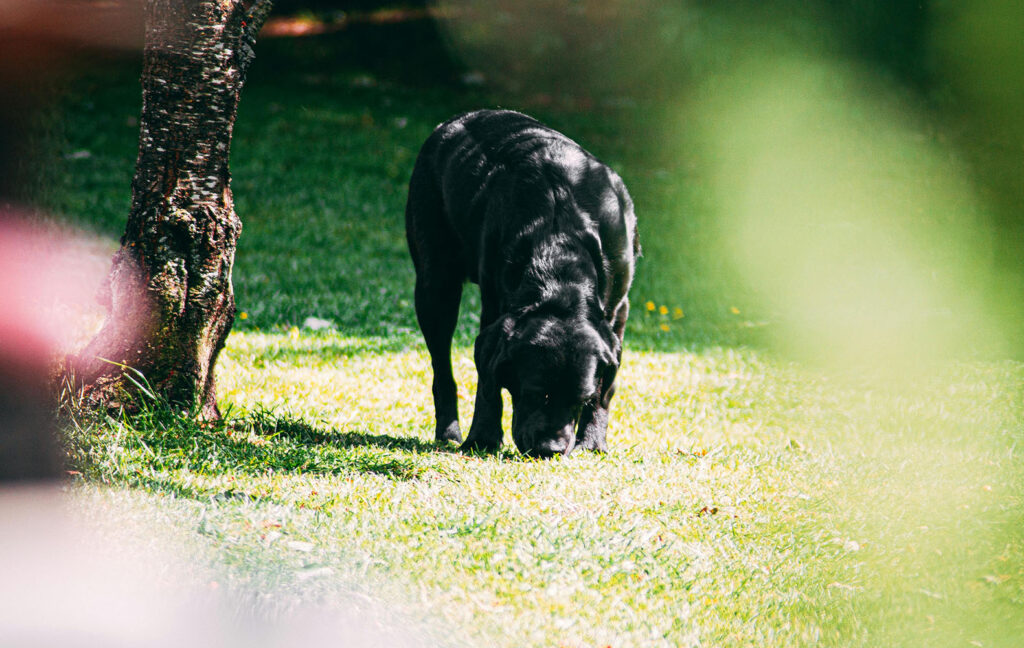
[248,408,441,454]
[66,405,522,504]
[249,409,524,463]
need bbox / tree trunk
[71,0,272,418]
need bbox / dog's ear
[475,314,516,389]
[594,319,620,369]
[593,319,620,391]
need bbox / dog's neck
[507,233,602,318]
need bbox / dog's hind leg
[414,273,463,444]
[407,164,465,445]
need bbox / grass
[62,338,1024,646]
[30,12,1024,648]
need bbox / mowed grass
[38,17,1024,648]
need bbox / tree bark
[71,0,272,418]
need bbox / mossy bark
[71,0,272,418]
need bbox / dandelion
[658,305,668,315]
[238,311,248,320]
[288,326,300,339]
[645,301,656,312]
[672,307,684,319]
[730,306,740,315]
[659,323,670,332]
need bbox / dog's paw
[459,435,502,453]
[573,437,608,453]
[435,421,463,444]
[574,428,608,453]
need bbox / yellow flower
[672,308,684,319]
[658,305,668,315]
[645,301,656,312]
[288,326,300,339]
[659,323,670,332]
[238,311,248,320]
[730,306,740,315]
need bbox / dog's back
[408,109,638,310]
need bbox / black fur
[405,109,639,456]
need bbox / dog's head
[477,306,619,457]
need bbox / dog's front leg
[575,391,611,453]
[576,301,628,453]
[461,326,505,452]
[577,355,616,452]
[462,378,504,452]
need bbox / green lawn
[38,16,1024,648]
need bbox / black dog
[406,109,639,457]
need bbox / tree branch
[228,0,273,75]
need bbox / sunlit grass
[61,330,1024,647]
